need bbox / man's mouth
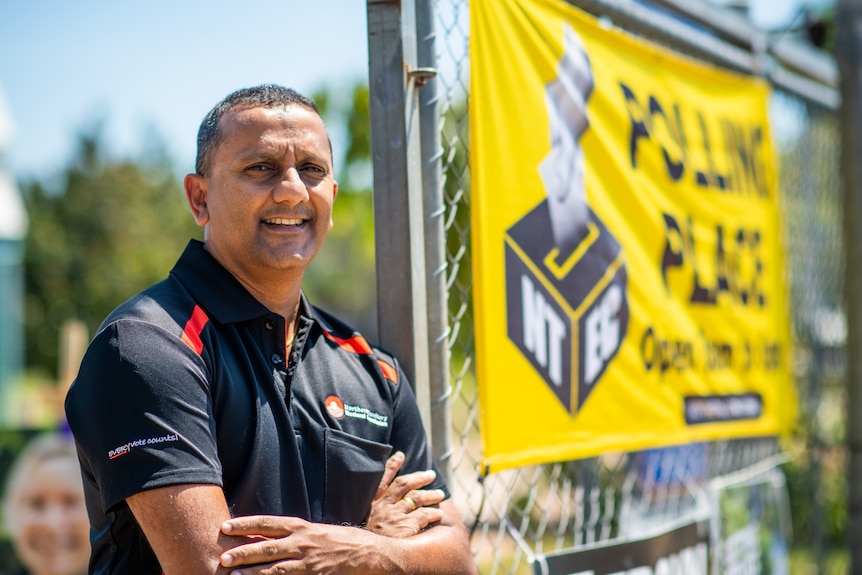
[263,217,304,226]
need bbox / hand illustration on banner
[538,23,594,259]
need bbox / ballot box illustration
[505,201,629,415]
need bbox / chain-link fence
[369,0,843,572]
[776,97,845,570]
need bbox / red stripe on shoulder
[322,330,373,355]
[377,359,399,385]
[181,305,209,355]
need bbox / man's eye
[247,164,272,172]
[300,165,327,179]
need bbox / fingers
[385,469,438,503]
[402,495,418,512]
[415,506,445,529]
[366,484,447,538]
[221,515,298,537]
[374,451,442,508]
[375,451,406,500]
[402,488,445,512]
[396,505,446,534]
[220,536,299,569]
[219,516,308,569]
[366,503,446,538]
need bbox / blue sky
[0,0,370,181]
[0,0,828,182]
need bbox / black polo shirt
[65,240,446,575]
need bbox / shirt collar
[170,240,340,336]
[169,240,279,324]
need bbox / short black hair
[195,84,325,176]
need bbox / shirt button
[265,320,275,330]
[271,353,283,364]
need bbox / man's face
[186,104,337,284]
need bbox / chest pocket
[323,427,393,525]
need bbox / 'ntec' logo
[505,24,628,416]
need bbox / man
[65,85,476,574]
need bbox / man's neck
[237,273,303,323]
[201,242,304,322]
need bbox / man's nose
[273,168,309,204]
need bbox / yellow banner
[470,0,796,473]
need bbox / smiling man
[64,85,476,575]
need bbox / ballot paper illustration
[538,24,594,260]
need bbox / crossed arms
[126,451,477,575]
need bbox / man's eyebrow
[301,152,332,167]
[235,149,278,164]
[233,147,332,169]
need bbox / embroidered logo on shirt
[323,395,389,428]
[325,395,345,418]
[107,433,179,460]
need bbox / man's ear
[184,173,209,226]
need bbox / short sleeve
[65,318,222,511]
[387,360,451,499]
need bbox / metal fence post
[366,0,433,437]
[837,0,862,572]
[416,0,453,482]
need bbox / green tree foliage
[22,127,200,377]
[344,85,372,167]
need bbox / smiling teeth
[266,218,303,225]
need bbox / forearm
[369,518,477,575]
[368,499,476,575]
[220,501,477,575]
[127,484,252,575]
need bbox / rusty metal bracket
[408,66,438,86]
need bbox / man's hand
[219,517,392,574]
[217,452,475,574]
[366,451,445,537]
[219,499,475,575]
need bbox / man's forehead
[215,104,333,163]
[219,105,330,148]
[223,103,321,128]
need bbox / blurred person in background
[2,433,89,575]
